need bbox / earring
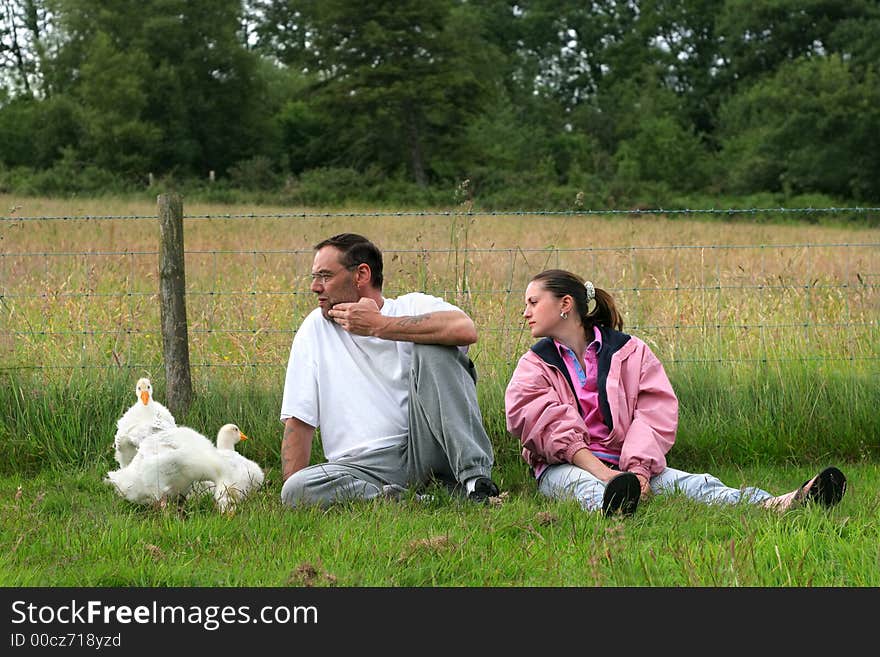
[560,311,568,320]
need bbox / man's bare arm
[328,300,477,346]
[281,416,315,482]
[379,309,476,345]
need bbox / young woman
[504,269,846,517]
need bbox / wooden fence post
[158,193,193,416]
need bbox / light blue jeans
[538,463,772,512]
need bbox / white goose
[113,377,176,467]
[106,423,226,508]
[188,424,265,512]
[105,423,262,513]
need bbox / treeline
[1,0,879,209]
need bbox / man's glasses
[309,266,356,285]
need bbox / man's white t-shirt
[280,293,463,462]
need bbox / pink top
[555,326,617,468]
[505,331,679,482]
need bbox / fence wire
[1,208,878,379]
[3,206,880,222]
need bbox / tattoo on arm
[397,313,431,327]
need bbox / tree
[716,0,873,84]
[253,0,504,186]
[718,54,880,201]
[72,32,161,174]
[41,0,274,177]
[0,0,54,98]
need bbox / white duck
[188,424,265,512]
[106,423,226,508]
[106,423,262,513]
[113,377,176,467]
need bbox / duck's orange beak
[239,432,248,441]
[140,391,149,405]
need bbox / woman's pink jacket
[504,332,679,481]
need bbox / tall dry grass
[2,194,878,379]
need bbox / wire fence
[2,205,878,384]
[4,206,880,221]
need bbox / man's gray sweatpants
[280,343,495,508]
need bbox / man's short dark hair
[314,233,384,290]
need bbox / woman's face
[523,280,565,338]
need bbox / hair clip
[584,280,595,302]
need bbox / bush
[0,149,138,196]
[227,156,280,191]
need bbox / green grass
[2,461,878,586]
[672,362,880,465]
[1,370,878,587]
[2,364,877,478]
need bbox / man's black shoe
[468,476,500,503]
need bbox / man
[280,233,499,507]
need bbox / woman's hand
[635,473,652,500]
[571,448,619,483]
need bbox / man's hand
[327,298,386,336]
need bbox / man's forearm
[376,310,477,346]
[281,417,314,481]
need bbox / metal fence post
[157,193,193,416]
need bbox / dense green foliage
[2,0,879,207]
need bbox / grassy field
[3,193,878,375]
[2,457,879,586]
[1,194,878,586]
